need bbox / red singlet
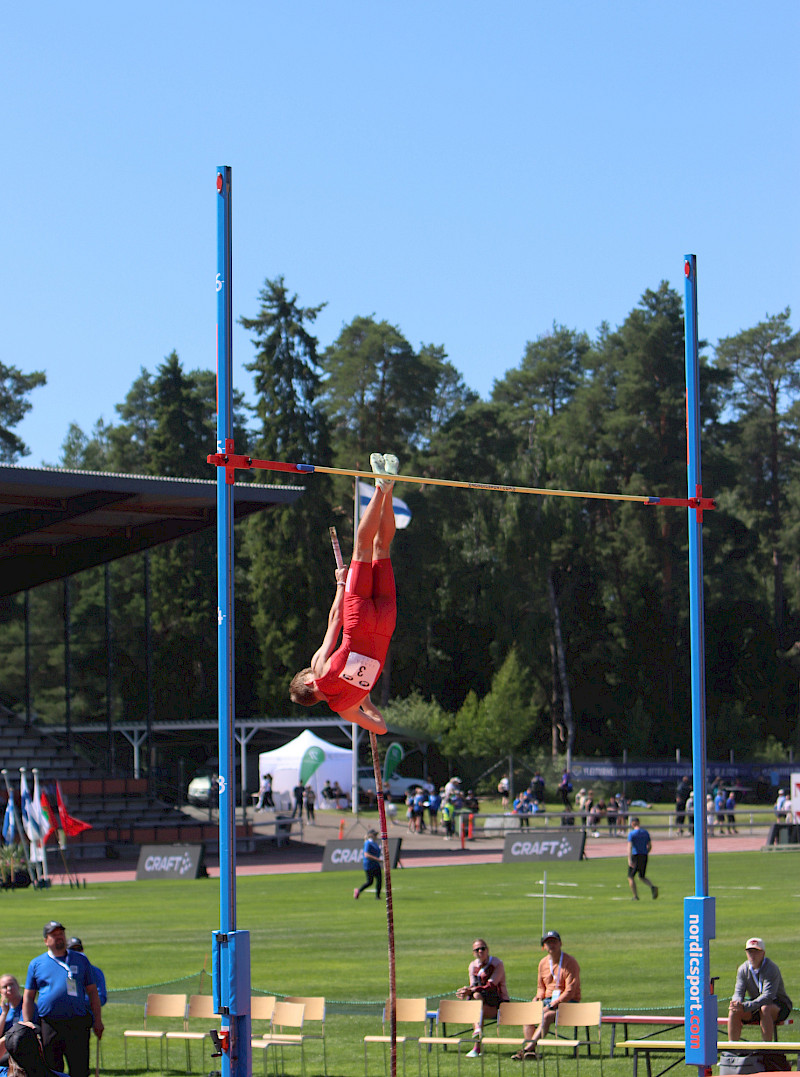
[314,559,396,714]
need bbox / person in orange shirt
[512,930,581,1061]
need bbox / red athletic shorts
[343,558,396,642]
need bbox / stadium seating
[165,994,219,1072]
[282,996,327,1075]
[418,999,484,1077]
[364,997,428,1077]
[481,1000,544,1075]
[538,1001,603,1077]
[258,1001,307,1077]
[123,992,187,1074]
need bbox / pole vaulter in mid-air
[289,452,400,734]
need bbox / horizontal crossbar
[207,451,716,511]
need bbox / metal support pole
[118,729,149,779]
[105,564,115,774]
[682,255,717,1074]
[144,552,153,789]
[63,579,71,746]
[24,591,31,725]
[213,165,251,1077]
[235,724,259,815]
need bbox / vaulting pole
[329,527,397,1077]
[213,165,251,1077]
[682,254,716,1076]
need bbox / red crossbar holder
[649,486,716,521]
[207,443,309,485]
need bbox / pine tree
[240,277,335,710]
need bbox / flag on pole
[39,788,57,845]
[383,742,405,783]
[31,771,54,844]
[56,782,92,836]
[357,480,411,528]
[299,745,325,786]
[2,796,14,844]
[20,771,40,844]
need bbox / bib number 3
[339,651,380,690]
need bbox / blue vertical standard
[683,255,717,1070]
[213,166,252,1077]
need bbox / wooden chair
[282,996,327,1074]
[258,1001,306,1077]
[165,995,219,1072]
[481,1001,544,1076]
[364,997,428,1077]
[123,993,188,1074]
[249,997,278,1076]
[418,999,484,1077]
[539,1001,603,1077]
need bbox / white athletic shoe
[466,1047,481,1058]
[370,452,399,492]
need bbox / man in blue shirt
[627,818,659,900]
[66,941,106,1008]
[22,921,103,1077]
[353,828,382,900]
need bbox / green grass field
[5,849,798,1076]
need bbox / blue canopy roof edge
[0,463,305,596]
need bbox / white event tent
[258,729,352,811]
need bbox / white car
[357,768,435,799]
[187,774,217,805]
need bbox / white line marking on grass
[525,893,592,900]
[47,896,100,901]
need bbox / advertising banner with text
[322,838,403,871]
[136,844,206,880]
[502,830,585,863]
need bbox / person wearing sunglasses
[456,939,509,1058]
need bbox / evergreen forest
[1,276,799,773]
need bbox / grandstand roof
[0,463,304,596]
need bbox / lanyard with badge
[48,951,78,997]
[549,954,564,1003]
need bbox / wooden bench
[606,1016,794,1057]
[604,1015,729,1056]
[617,1039,800,1077]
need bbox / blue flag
[20,771,40,843]
[357,480,411,528]
[2,796,14,843]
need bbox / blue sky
[3,2,798,467]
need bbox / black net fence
[109,973,727,1017]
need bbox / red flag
[40,789,58,844]
[56,783,92,837]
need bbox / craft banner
[502,829,585,863]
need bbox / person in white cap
[774,789,790,822]
[444,776,461,798]
[728,937,792,1042]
